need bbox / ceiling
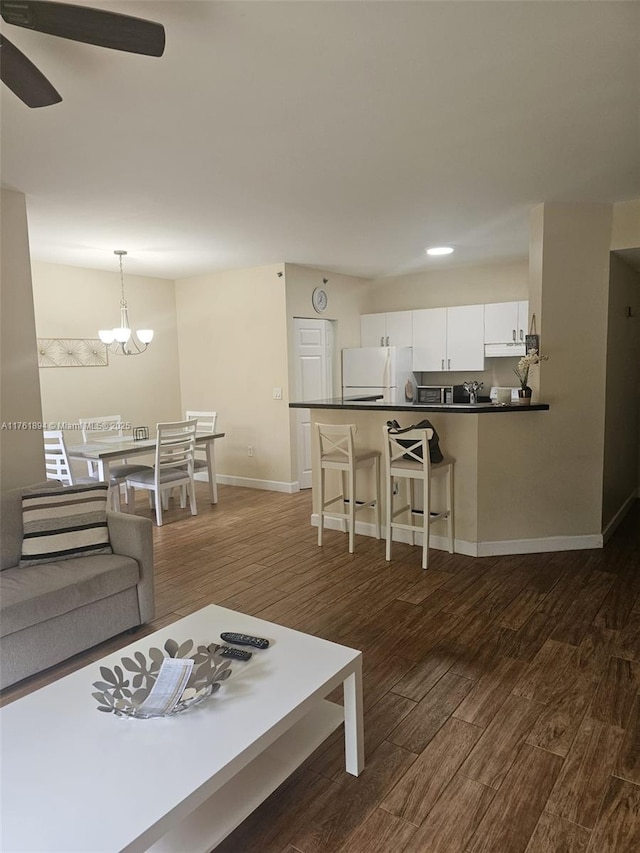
[1,0,639,281]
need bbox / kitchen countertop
[289,395,550,413]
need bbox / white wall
[0,190,45,491]
[517,202,613,539]
[612,200,640,250]
[603,254,640,529]
[31,261,182,473]
[175,263,294,491]
[367,257,529,312]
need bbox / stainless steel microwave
[416,385,453,404]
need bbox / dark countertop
[289,395,550,413]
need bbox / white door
[293,318,333,489]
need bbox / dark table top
[288,396,549,414]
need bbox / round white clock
[312,287,328,313]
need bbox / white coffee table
[0,605,363,853]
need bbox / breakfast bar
[290,396,550,558]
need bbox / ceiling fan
[0,0,165,107]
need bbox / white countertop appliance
[490,386,521,403]
[342,346,413,404]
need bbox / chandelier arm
[106,336,150,357]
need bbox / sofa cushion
[0,554,140,637]
[1,481,59,571]
[20,483,112,567]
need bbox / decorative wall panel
[37,338,108,368]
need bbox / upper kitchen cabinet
[448,305,486,370]
[411,308,446,370]
[412,305,485,371]
[484,300,528,356]
[360,311,412,347]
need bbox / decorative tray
[91,639,233,718]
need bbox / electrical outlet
[247,445,254,457]
[273,387,282,400]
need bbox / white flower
[513,349,549,388]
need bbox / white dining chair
[79,415,151,511]
[185,410,218,503]
[43,430,95,487]
[125,419,198,526]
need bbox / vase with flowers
[513,349,549,405]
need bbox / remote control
[218,645,252,661]
[220,632,270,650]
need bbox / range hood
[484,342,526,358]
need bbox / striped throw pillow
[20,483,113,567]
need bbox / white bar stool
[383,425,454,569]
[315,423,381,553]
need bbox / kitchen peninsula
[290,395,550,558]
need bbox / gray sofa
[0,481,155,690]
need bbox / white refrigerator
[342,346,414,404]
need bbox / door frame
[293,317,334,489]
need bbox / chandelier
[98,250,153,355]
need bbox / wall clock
[312,287,328,313]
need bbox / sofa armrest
[107,511,155,624]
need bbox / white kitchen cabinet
[360,311,412,347]
[385,311,412,346]
[360,314,386,347]
[447,305,486,370]
[484,301,528,346]
[412,305,485,371]
[411,308,447,371]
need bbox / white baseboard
[310,514,476,556]
[476,534,603,556]
[310,514,603,556]
[602,491,638,544]
[216,474,299,494]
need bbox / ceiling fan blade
[0,33,61,106]
[1,1,165,56]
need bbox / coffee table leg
[343,663,364,776]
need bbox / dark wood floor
[3,485,640,852]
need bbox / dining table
[67,431,225,505]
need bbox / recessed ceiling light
[425,246,454,256]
